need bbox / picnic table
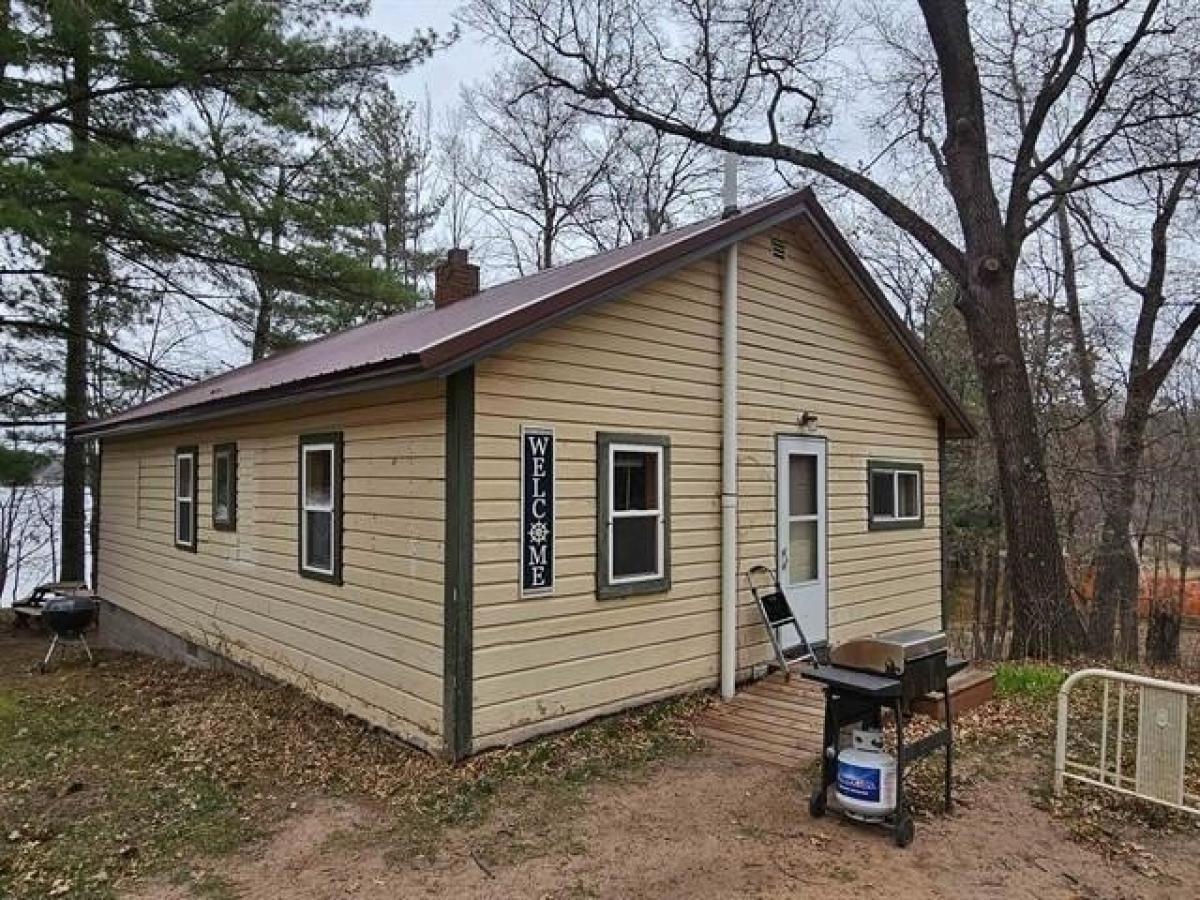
[12,581,90,628]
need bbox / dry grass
[0,628,704,900]
[5,617,1198,899]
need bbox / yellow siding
[472,261,725,749]
[96,217,947,757]
[472,223,944,749]
[98,382,446,750]
[735,227,942,668]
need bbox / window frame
[867,460,925,531]
[211,442,238,531]
[297,432,343,584]
[596,432,671,599]
[174,445,199,551]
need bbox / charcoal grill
[801,628,966,847]
[37,593,99,672]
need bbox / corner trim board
[443,366,475,760]
[937,418,949,630]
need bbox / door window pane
[789,454,817,516]
[613,450,658,511]
[870,471,894,517]
[898,471,920,518]
[788,519,818,583]
[613,516,658,578]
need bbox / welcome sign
[520,426,555,597]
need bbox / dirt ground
[131,751,1198,900]
[3,625,1197,900]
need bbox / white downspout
[720,154,739,700]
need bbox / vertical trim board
[937,417,949,630]
[443,366,475,759]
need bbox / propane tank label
[836,762,881,803]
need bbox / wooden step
[697,674,826,767]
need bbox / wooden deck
[697,672,826,768]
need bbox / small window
[175,446,198,550]
[597,433,670,598]
[867,461,924,530]
[299,433,342,583]
[212,443,237,530]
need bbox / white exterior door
[776,436,828,647]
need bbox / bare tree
[581,125,720,249]
[1057,158,1200,659]
[468,0,1200,656]
[438,106,484,250]
[456,62,621,274]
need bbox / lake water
[0,485,92,606]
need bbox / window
[212,443,237,530]
[597,433,670,598]
[174,446,198,550]
[298,433,342,583]
[786,453,819,582]
[867,461,924,530]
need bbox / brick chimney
[434,248,480,308]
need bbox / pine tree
[0,1,444,580]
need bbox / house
[75,187,973,760]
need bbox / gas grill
[828,628,952,704]
[801,628,966,847]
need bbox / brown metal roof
[76,188,974,439]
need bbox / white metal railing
[1055,668,1199,816]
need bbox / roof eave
[73,356,424,440]
[74,187,975,443]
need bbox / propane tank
[835,728,897,821]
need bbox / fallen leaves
[0,629,706,900]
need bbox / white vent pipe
[720,153,739,699]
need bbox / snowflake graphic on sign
[527,521,549,545]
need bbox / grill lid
[828,628,947,676]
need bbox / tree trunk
[1090,484,1139,661]
[1056,196,1131,659]
[983,534,1001,658]
[972,545,985,659]
[996,554,1012,659]
[957,276,1086,658]
[251,278,276,361]
[541,210,554,271]
[59,36,92,584]
[918,1,1084,659]
[1111,400,1154,661]
[250,169,287,360]
[1147,507,1188,665]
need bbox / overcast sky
[369,2,499,114]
